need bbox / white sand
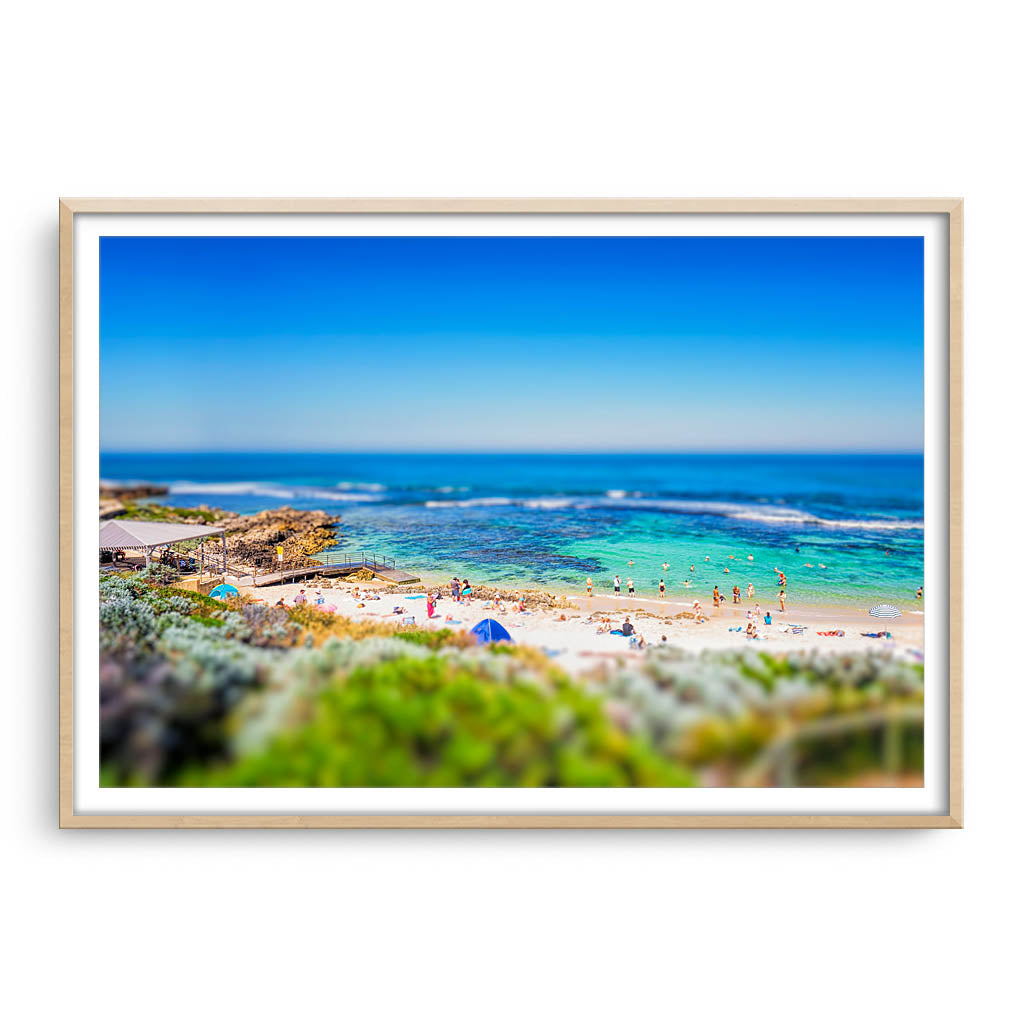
[232,575,925,673]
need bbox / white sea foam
[167,481,385,502]
[419,492,922,532]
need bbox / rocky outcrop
[198,507,340,570]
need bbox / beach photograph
[97,233,925,789]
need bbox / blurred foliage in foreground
[99,572,924,787]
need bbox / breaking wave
[167,481,385,503]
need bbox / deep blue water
[100,452,924,606]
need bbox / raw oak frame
[59,197,964,829]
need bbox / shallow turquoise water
[101,452,924,607]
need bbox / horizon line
[101,448,925,457]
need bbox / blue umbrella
[470,618,513,645]
[210,583,239,599]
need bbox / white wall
[2,2,1017,1020]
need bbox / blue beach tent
[470,618,513,645]
[210,583,239,599]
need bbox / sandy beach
[233,573,924,673]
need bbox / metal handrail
[246,549,397,584]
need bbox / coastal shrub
[594,648,924,782]
[100,643,272,785]
[98,572,926,787]
[116,502,219,524]
[133,564,181,585]
[99,596,158,654]
[186,655,694,788]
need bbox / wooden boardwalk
[242,553,420,588]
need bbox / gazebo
[98,519,228,572]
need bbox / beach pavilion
[98,519,228,572]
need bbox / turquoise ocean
[100,452,924,608]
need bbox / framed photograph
[60,198,962,828]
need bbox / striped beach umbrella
[869,603,902,618]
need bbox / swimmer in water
[747,583,755,599]
[662,561,670,572]
[705,556,710,562]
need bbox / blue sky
[100,235,923,452]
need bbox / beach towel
[609,629,625,635]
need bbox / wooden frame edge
[59,198,964,830]
[59,813,962,829]
[59,200,75,828]
[58,197,964,215]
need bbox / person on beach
[747,583,755,599]
[693,600,706,623]
[778,589,787,612]
[461,579,472,601]
[614,575,621,595]
[627,578,635,596]
[586,577,593,596]
[916,585,923,600]
[426,595,435,618]
[754,602,762,620]
[764,610,772,625]
[451,577,461,603]
[621,616,635,637]
[294,589,307,605]
[659,578,666,597]
[713,585,721,608]
[732,585,740,604]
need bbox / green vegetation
[116,502,219,523]
[187,656,692,788]
[98,570,925,788]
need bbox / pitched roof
[98,519,226,550]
